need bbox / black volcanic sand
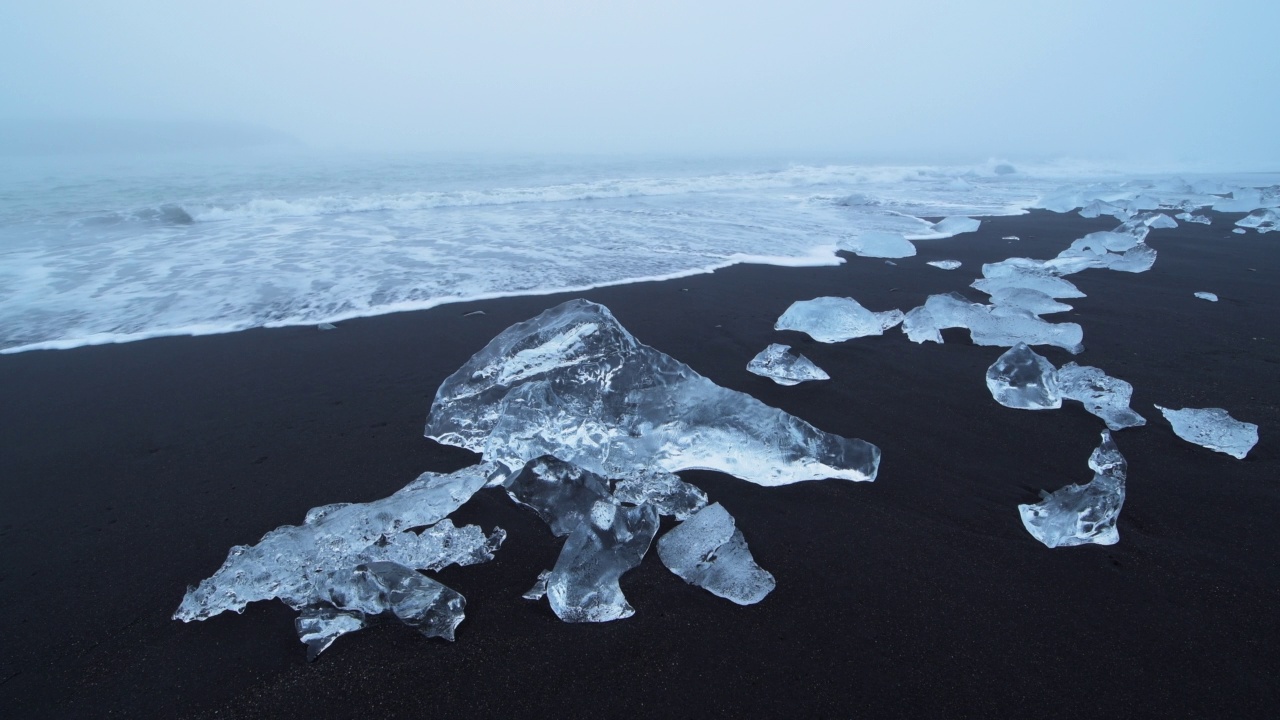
[1,210,1277,718]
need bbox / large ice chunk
[986,287,1073,316]
[746,343,830,385]
[657,503,775,605]
[775,297,904,343]
[986,343,1062,410]
[1236,208,1279,233]
[903,293,1084,353]
[525,501,660,622]
[930,216,981,237]
[1155,405,1259,459]
[1019,431,1126,548]
[426,299,880,485]
[839,231,916,258]
[1058,363,1146,430]
[174,464,507,657]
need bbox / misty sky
[2,0,1277,166]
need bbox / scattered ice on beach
[657,503,775,605]
[986,344,1062,410]
[746,343,830,385]
[526,500,659,622]
[927,260,962,270]
[1155,405,1259,459]
[425,299,881,486]
[1194,292,1219,302]
[1019,431,1127,548]
[930,216,981,237]
[1176,212,1211,224]
[174,463,507,657]
[839,230,916,258]
[775,297,904,343]
[1058,363,1146,430]
[1236,208,1279,233]
[903,293,1084,353]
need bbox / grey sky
[2,0,1276,166]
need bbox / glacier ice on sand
[839,231,916,258]
[746,343,830,385]
[775,297,904,343]
[985,343,1062,410]
[1019,431,1127,548]
[926,260,962,270]
[425,299,881,486]
[1058,363,1146,431]
[1193,292,1218,302]
[902,293,1084,353]
[657,503,775,605]
[1155,405,1258,459]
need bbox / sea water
[0,151,1273,353]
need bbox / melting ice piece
[1194,292,1219,302]
[1079,199,1129,220]
[1020,431,1127,548]
[1002,235,1020,241]
[1047,237,1157,275]
[1058,363,1146,430]
[1176,212,1212,224]
[505,456,615,537]
[426,299,880,485]
[657,503,775,605]
[529,501,660,622]
[746,343,830,385]
[927,260,962,270]
[986,343,1062,410]
[972,265,1086,300]
[840,231,916,258]
[612,469,708,520]
[775,297,904,343]
[1155,405,1259,459]
[1236,208,1279,233]
[930,216,981,237]
[1232,228,1246,235]
[1145,213,1178,229]
[903,293,1084,353]
[317,322,337,331]
[174,463,506,657]
[986,287,1073,316]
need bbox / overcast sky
[1,0,1276,166]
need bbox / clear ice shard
[532,500,660,622]
[746,343,831,385]
[657,503,775,605]
[1236,208,1279,233]
[986,287,1073,316]
[1155,405,1259,459]
[1193,292,1218,302]
[839,230,917,258]
[1176,212,1211,224]
[930,216,981,237]
[902,293,1084,353]
[1058,363,1146,430]
[504,456,615,537]
[174,463,506,657]
[927,260,962,270]
[775,297,905,343]
[425,299,880,486]
[611,469,708,521]
[1019,431,1126,548]
[985,343,1062,410]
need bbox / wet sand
[1,210,1276,718]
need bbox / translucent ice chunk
[986,343,1062,410]
[985,287,1073,316]
[426,299,880,486]
[930,216,981,237]
[904,294,1084,353]
[1058,363,1146,430]
[504,456,615,537]
[1175,213,1211,224]
[612,469,708,520]
[535,501,660,622]
[1193,292,1218,302]
[657,503,775,605]
[1144,213,1178,229]
[1213,188,1266,212]
[1079,199,1130,220]
[1155,405,1259,459]
[927,260,962,270]
[296,607,367,660]
[1019,431,1126,548]
[746,343,830,385]
[972,269,1086,300]
[775,297,904,343]
[174,463,506,656]
[1236,208,1279,233]
[839,231,917,258]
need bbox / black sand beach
[1,210,1276,718]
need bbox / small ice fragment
[746,343,830,386]
[1232,228,1246,234]
[1002,236,1020,241]
[1145,213,1178,229]
[539,501,660,622]
[775,297,904,343]
[522,570,551,600]
[317,322,337,330]
[986,343,1062,410]
[904,293,1084,353]
[840,231,917,258]
[504,456,615,537]
[1155,405,1259,459]
[657,503,775,605]
[927,260,962,270]
[1193,292,1218,302]
[885,260,897,265]
[1058,363,1146,430]
[931,216,981,237]
[612,469,708,520]
[463,310,486,317]
[1019,431,1126,548]
[295,607,366,661]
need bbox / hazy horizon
[2,1,1278,168]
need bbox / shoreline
[1,209,1276,718]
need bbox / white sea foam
[1,156,1277,353]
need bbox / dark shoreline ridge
[1,210,1276,718]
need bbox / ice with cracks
[1019,431,1127,549]
[747,343,831,385]
[657,503,776,605]
[1156,406,1259,459]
